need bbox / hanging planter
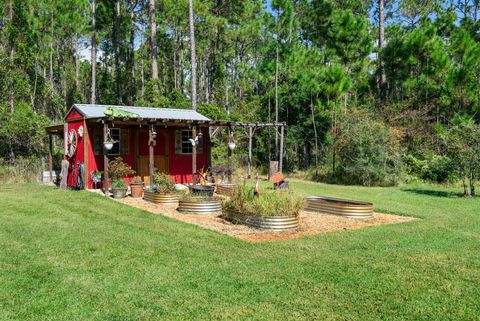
[104,128,116,151]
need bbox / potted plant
[108,157,135,199]
[130,176,144,198]
[144,171,182,204]
[222,187,304,231]
[91,170,102,189]
[190,168,215,196]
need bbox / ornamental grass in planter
[144,172,182,204]
[222,187,304,231]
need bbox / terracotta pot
[130,183,144,198]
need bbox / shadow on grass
[401,188,463,198]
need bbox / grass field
[1,181,479,320]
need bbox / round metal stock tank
[144,191,180,204]
[304,196,373,219]
[216,184,236,196]
[177,198,222,214]
[225,211,299,231]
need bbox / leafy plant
[108,157,135,181]
[111,179,126,189]
[152,171,176,193]
[130,176,143,185]
[223,187,304,217]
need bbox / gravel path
[116,196,415,243]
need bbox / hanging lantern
[228,132,236,150]
[151,124,158,140]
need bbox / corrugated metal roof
[72,104,210,121]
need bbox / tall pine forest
[1,0,480,193]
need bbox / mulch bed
[116,196,415,243]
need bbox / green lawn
[1,182,479,320]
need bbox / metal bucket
[225,211,299,231]
[304,196,373,219]
[144,190,180,204]
[216,184,237,196]
[177,198,222,215]
[189,185,215,197]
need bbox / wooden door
[136,129,169,185]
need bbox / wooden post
[134,129,139,173]
[227,126,232,183]
[83,120,89,190]
[279,125,284,173]
[103,122,109,195]
[247,126,253,179]
[192,126,197,185]
[206,128,212,171]
[149,125,155,186]
[48,134,53,182]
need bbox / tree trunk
[378,0,387,104]
[149,0,158,80]
[470,171,475,197]
[129,0,136,103]
[114,0,122,104]
[275,45,279,160]
[50,13,54,89]
[8,0,14,112]
[75,38,81,91]
[91,0,97,104]
[141,22,145,99]
[311,94,319,177]
[188,0,197,111]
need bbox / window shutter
[175,130,182,155]
[121,129,129,155]
[93,128,103,155]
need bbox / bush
[332,110,403,186]
[152,172,176,193]
[403,154,454,183]
[0,157,43,183]
[223,187,304,217]
[108,157,135,187]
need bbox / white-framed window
[93,127,129,156]
[108,128,121,156]
[175,130,203,155]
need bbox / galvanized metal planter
[216,183,237,196]
[304,196,373,219]
[144,190,180,204]
[225,211,299,231]
[177,198,222,215]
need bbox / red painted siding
[168,127,208,184]
[65,107,83,121]
[66,120,86,187]
[68,124,209,188]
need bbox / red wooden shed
[47,104,212,189]
[46,104,286,191]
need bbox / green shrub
[108,157,134,188]
[223,187,304,217]
[403,154,454,183]
[332,110,403,186]
[108,157,135,180]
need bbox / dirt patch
[116,196,415,243]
